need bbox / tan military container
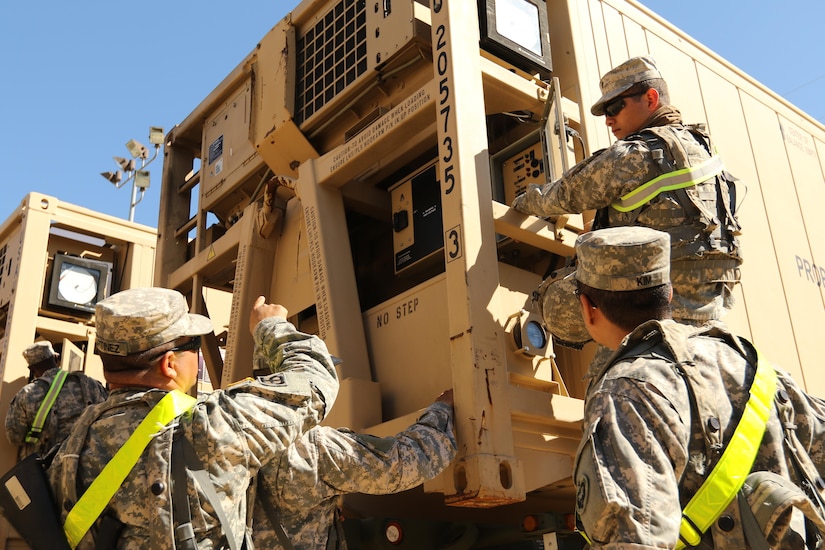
[150,0,825,546]
[0,194,158,547]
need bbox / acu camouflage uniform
[576,319,825,548]
[514,56,741,324]
[569,228,825,548]
[47,288,339,549]
[252,401,457,549]
[5,366,108,458]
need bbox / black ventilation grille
[295,0,368,125]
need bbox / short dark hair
[577,281,672,332]
[627,78,669,105]
[99,338,185,372]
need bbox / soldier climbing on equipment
[513,56,743,348]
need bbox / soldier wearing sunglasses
[47,288,339,549]
[512,56,742,327]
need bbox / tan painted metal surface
[1,0,819,543]
[121,0,825,542]
[0,194,157,547]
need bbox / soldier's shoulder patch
[576,473,589,513]
[262,373,287,386]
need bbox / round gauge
[384,521,403,544]
[58,265,100,304]
[524,319,547,350]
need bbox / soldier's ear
[579,294,597,326]
[157,351,177,380]
[645,88,660,110]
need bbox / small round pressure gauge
[58,265,99,304]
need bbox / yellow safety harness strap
[676,350,777,549]
[25,369,68,444]
[611,155,725,212]
[63,390,197,549]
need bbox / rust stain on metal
[485,369,493,404]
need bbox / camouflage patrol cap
[591,56,662,116]
[537,266,592,349]
[575,227,670,291]
[22,341,57,367]
[95,287,212,356]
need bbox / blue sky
[2,1,823,229]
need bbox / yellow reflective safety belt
[611,155,725,212]
[25,369,68,444]
[63,390,197,549]
[676,350,777,549]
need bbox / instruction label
[305,205,332,337]
[326,85,434,174]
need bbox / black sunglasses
[604,92,645,117]
[170,335,202,354]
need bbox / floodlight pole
[101,126,164,222]
[128,179,140,222]
[126,148,158,222]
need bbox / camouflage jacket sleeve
[775,368,825,479]
[48,315,339,550]
[200,316,340,472]
[316,400,456,494]
[511,139,658,216]
[252,401,456,549]
[574,356,691,548]
[273,400,455,504]
[4,378,45,446]
[250,315,339,426]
